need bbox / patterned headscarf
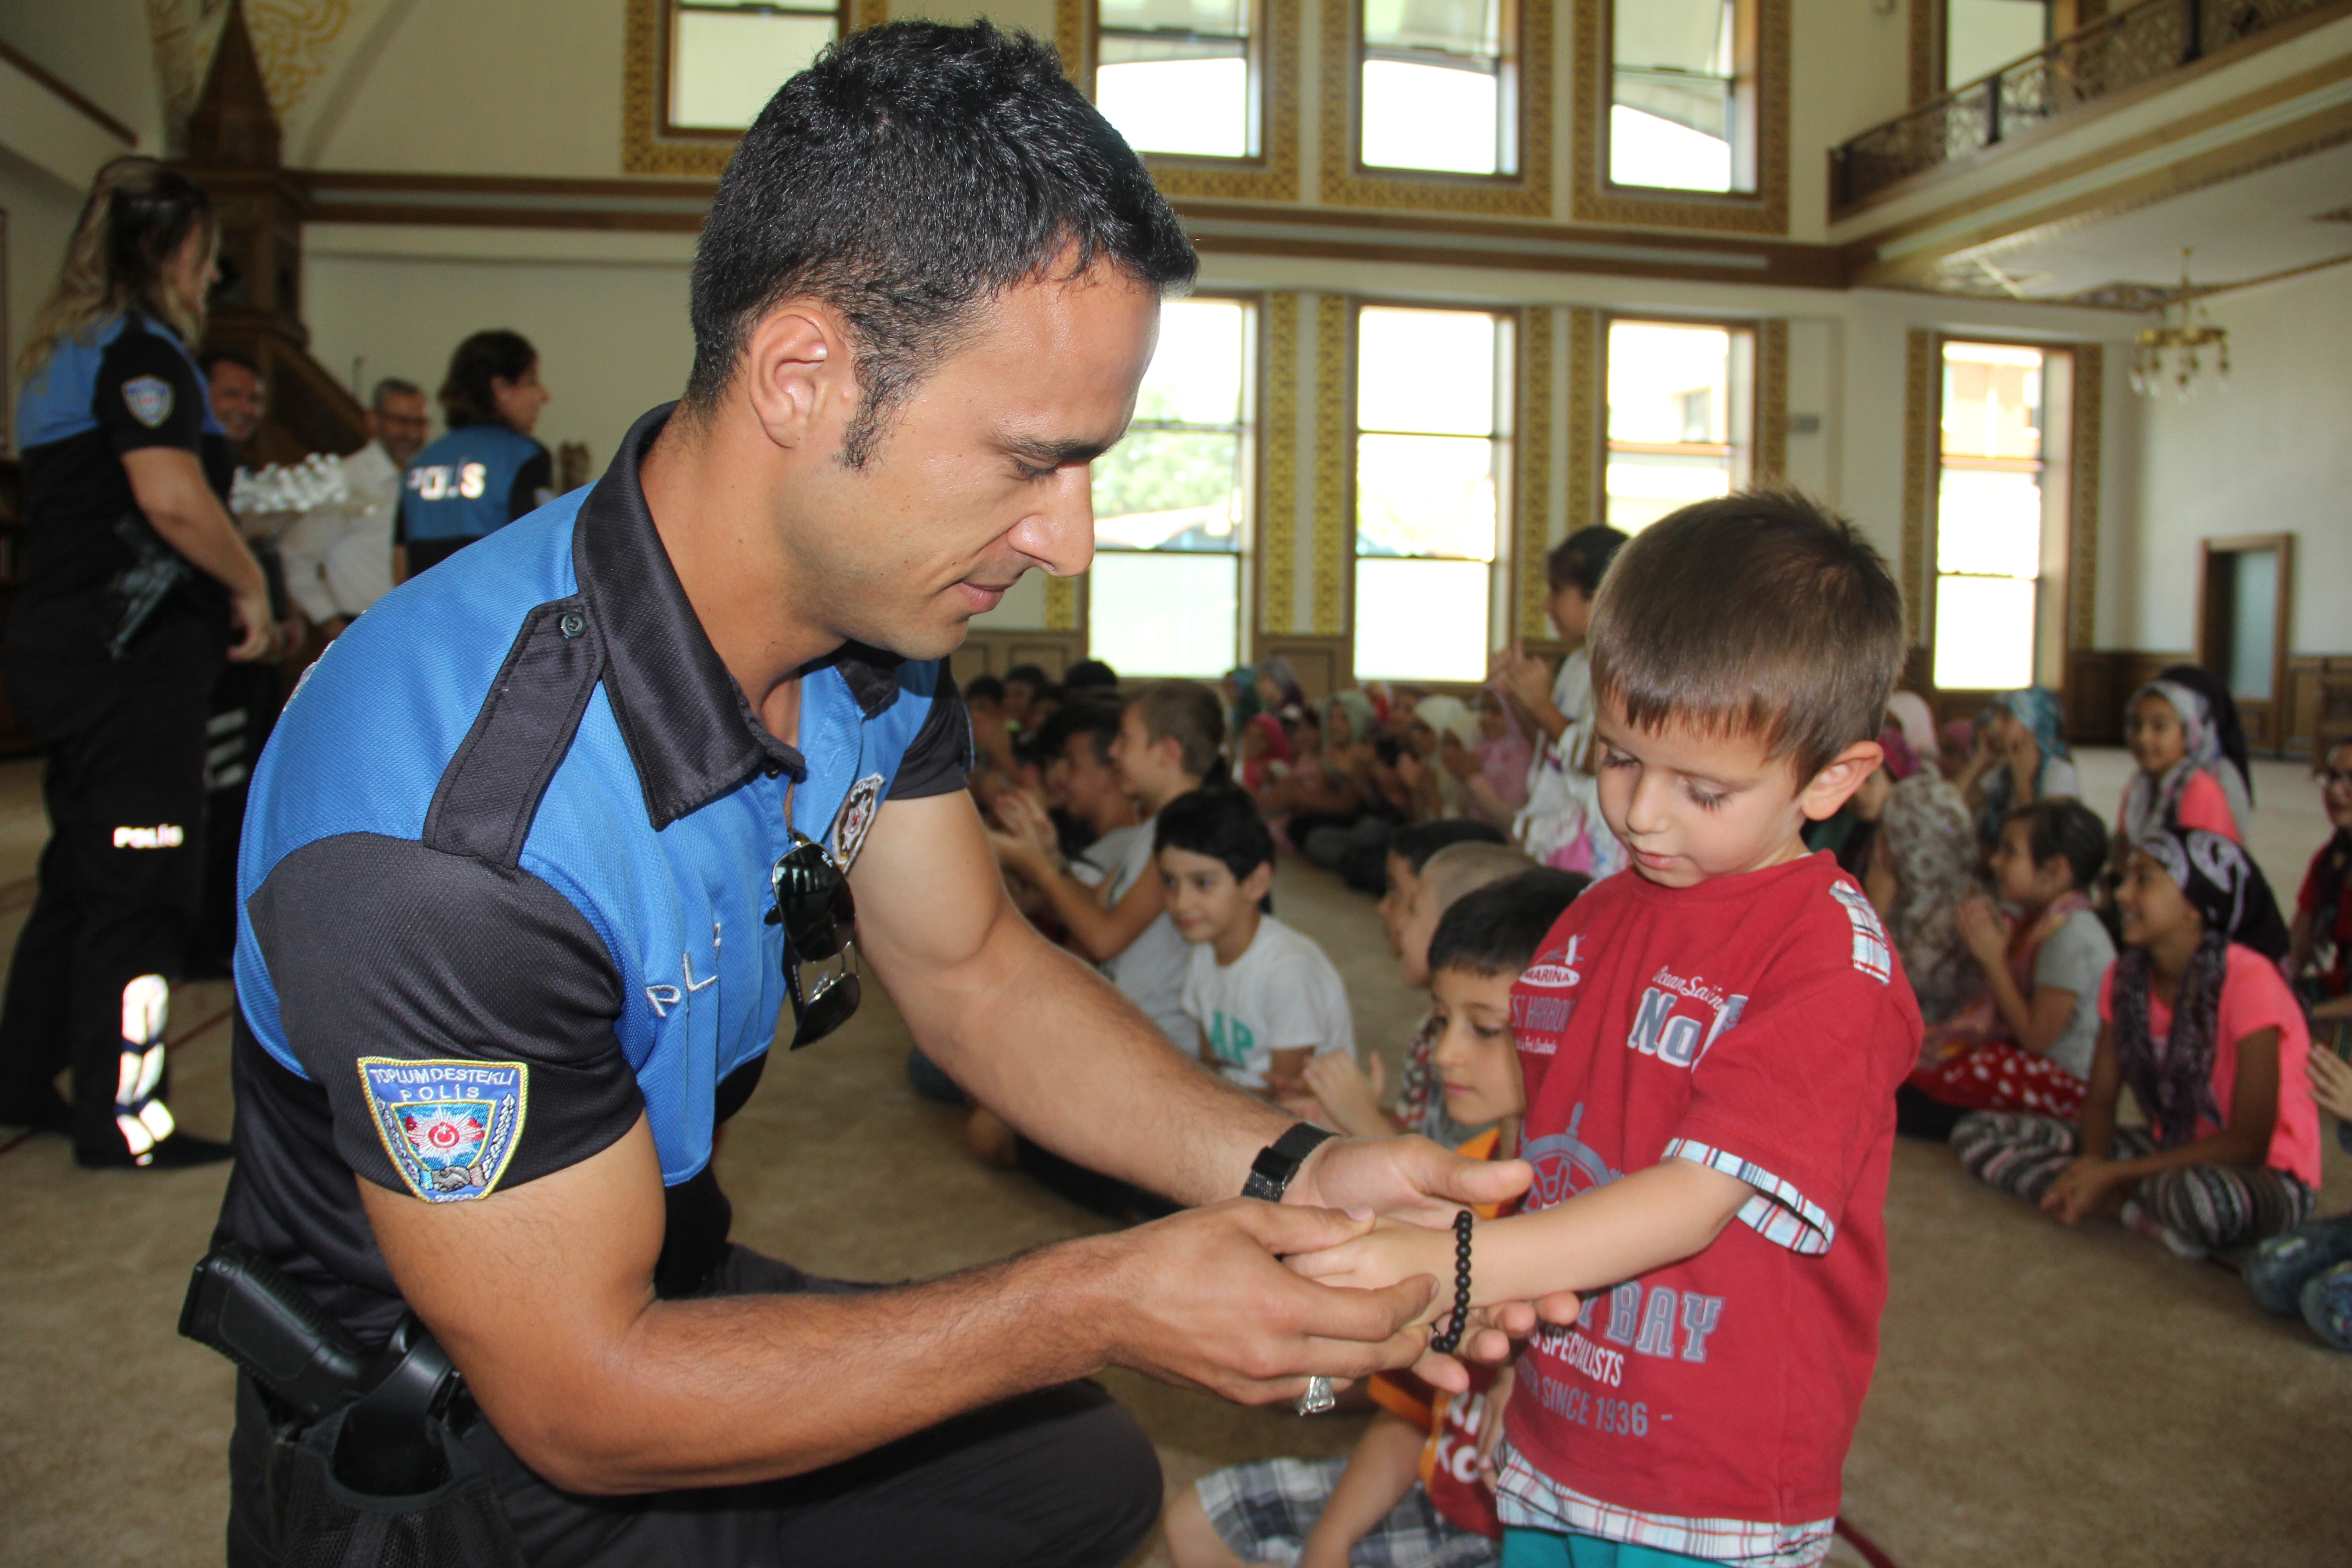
[1979,686,2072,841]
[2111,828,2291,1149]
[2121,679,2249,842]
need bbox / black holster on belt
[181,1242,525,1567]
[106,512,194,661]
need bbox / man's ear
[1798,739,1885,823]
[1241,861,1275,904]
[739,302,857,455]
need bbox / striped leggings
[1951,1111,2315,1251]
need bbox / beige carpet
[1,749,2347,1567]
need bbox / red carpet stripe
[1835,1517,1903,1568]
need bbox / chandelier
[2131,249,2228,397]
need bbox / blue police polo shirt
[215,403,971,1340]
[397,421,552,543]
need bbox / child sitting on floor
[1313,837,1544,1142]
[1166,871,1588,1568]
[1156,787,1356,1112]
[2117,676,2251,850]
[1290,490,1921,1568]
[1899,799,2114,1138]
[1953,827,2319,1257]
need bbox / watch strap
[1242,1122,1336,1201]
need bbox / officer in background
[0,157,274,1166]
[392,329,551,580]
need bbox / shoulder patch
[827,772,886,869]
[358,1057,529,1201]
[1827,881,1892,985]
[122,375,174,428]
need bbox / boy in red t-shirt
[1293,491,1921,1568]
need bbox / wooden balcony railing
[1832,0,2334,210]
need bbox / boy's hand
[1302,1053,1393,1140]
[1285,1218,1455,1323]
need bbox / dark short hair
[440,329,537,430]
[371,376,423,409]
[200,347,258,378]
[964,673,1006,706]
[1128,680,1226,781]
[1589,485,1903,784]
[1547,525,1629,598]
[1155,787,1274,882]
[1064,658,1120,690]
[1430,869,1590,979]
[1003,663,1050,691]
[2002,798,2109,892]
[1037,697,1121,767]
[684,22,1196,466]
[1387,819,1509,881]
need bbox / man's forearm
[554,1246,1105,1491]
[887,902,1289,1205]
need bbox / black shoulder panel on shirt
[892,664,974,800]
[247,831,642,1196]
[422,596,604,867]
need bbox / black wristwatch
[1242,1122,1336,1201]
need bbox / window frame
[1319,0,1554,216]
[625,0,879,174]
[1063,0,1303,201]
[1597,311,1760,538]
[1081,289,1266,679]
[1346,297,1520,686]
[1571,0,1789,234]
[1924,333,2078,698]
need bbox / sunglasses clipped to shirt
[768,832,860,1049]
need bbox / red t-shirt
[1502,853,1921,1528]
[2297,838,2352,998]
[2095,944,2320,1187]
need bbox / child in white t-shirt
[1156,787,1356,1104]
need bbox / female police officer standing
[0,157,274,1166]
[392,329,552,579]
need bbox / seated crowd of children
[923,486,2351,1568]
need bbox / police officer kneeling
[204,25,1523,1568]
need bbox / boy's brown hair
[1588,486,1904,784]
[1127,679,1226,781]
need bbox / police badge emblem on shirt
[358,1057,529,1202]
[122,376,175,429]
[827,773,886,870]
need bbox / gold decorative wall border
[1563,308,1600,536]
[1757,318,1788,481]
[1909,0,1940,105]
[624,0,884,176]
[1058,0,1301,201]
[2068,342,2102,652]
[1318,0,1555,215]
[1569,0,1789,233]
[1044,572,1080,632]
[1311,294,1349,638]
[1899,328,1937,647]
[1517,307,1556,639]
[1260,292,1302,636]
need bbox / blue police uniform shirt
[12,313,234,650]
[214,404,972,1340]
[396,421,551,544]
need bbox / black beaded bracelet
[1429,1210,1474,1356]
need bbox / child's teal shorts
[1500,1526,1720,1568]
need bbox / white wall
[2130,262,2352,656]
[302,227,697,470]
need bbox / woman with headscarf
[1954,685,2080,846]
[2117,675,2253,850]
[1235,711,1291,794]
[1279,690,1374,856]
[1396,693,1481,819]
[1952,827,2318,1256]
[1438,688,1533,829]
[1886,691,1940,778]
[1859,731,1983,1028]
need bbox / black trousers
[229,1247,1163,1568]
[0,613,217,1155]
